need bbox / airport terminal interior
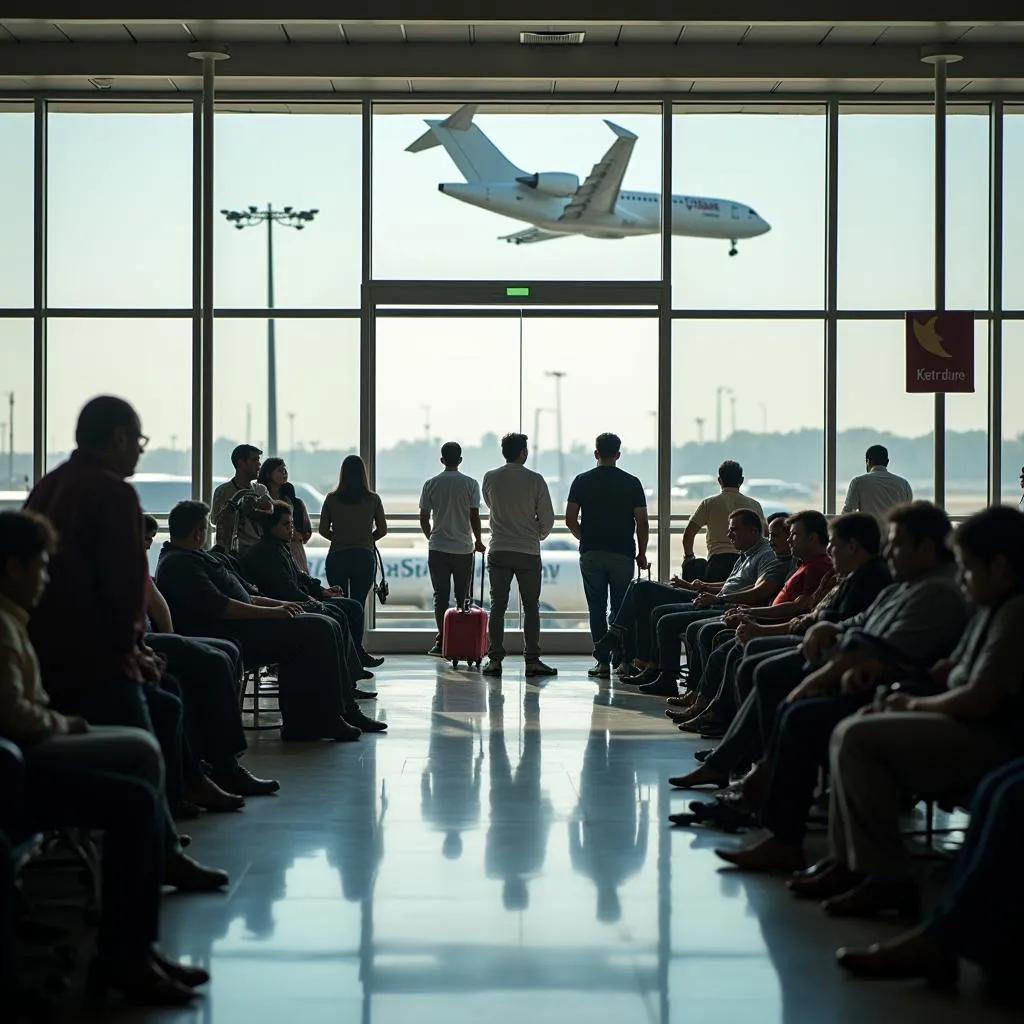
[2,9,1024,1022]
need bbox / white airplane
[407,104,771,255]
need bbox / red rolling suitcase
[442,553,489,670]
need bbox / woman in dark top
[319,455,388,614]
[257,458,312,573]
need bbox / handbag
[372,545,389,605]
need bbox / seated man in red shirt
[24,395,226,892]
[674,510,835,734]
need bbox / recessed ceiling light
[520,31,586,45]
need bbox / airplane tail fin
[405,103,526,183]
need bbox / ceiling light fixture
[520,31,586,45]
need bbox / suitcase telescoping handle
[463,549,486,612]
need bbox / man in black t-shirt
[565,434,650,679]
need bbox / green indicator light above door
[505,286,531,297]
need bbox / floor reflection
[123,659,1021,1024]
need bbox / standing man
[842,445,913,532]
[210,444,271,554]
[681,461,765,583]
[419,442,485,657]
[565,433,649,680]
[481,433,556,679]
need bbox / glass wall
[2,96,1019,635]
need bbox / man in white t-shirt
[420,442,485,656]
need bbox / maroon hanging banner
[905,312,975,394]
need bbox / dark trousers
[705,640,804,774]
[652,605,719,671]
[762,692,872,845]
[751,649,811,751]
[580,551,636,661]
[682,552,739,584]
[428,550,475,642]
[926,757,1024,978]
[146,633,247,772]
[610,578,690,661]
[302,598,365,682]
[487,550,543,661]
[26,763,163,965]
[325,547,376,613]
[60,679,182,856]
[206,613,351,734]
[684,617,732,691]
[321,594,369,658]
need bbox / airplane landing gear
[728,240,738,257]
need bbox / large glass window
[45,319,192,473]
[47,107,193,309]
[0,320,33,493]
[1005,107,1024,311]
[671,108,826,310]
[212,318,359,500]
[0,107,34,309]
[836,320,934,504]
[838,110,934,310]
[215,106,361,309]
[1002,322,1024,507]
[670,319,825,565]
[372,105,662,281]
[943,319,990,518]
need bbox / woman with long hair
[257,458,312,573]
[319,455,388,620]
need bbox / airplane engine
[515,172,580,197]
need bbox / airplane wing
[558,121,637,223]
[499,227,569,245]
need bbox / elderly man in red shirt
[25,395,226,892]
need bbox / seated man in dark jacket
[240,502,376,698]
[155,501,386,742]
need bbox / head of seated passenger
[252,500,295,545]
[785,510,829,563]
[766,511,790,560]
[827,512,882,575]
[0,510,58,614]
[884,501,953,582]
[142,513,159,551]
[718,460,743,490]
[953,506,1024,608]
[727,508,763,554]
[167,500,211,550]
[76,395,147,479]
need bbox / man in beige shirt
[681,461,766,582]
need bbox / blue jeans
[325,547,376,611]
[580,551,636,662]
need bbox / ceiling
[1,20,1023,98]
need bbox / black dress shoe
[822,878,921,920]
[347,709,388,733]
[151,952,210,988]
[638,674,680,697]
[694,748,714,763]
[353,688,378,700]
[164,852,229,893]
[328,718,362,742]
[361,654,385,669]
[359,669,375,680]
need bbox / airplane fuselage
[438,182,771,241]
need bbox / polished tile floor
[96,658,1013,1023]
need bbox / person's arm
[564,501,581,541]
[419,509,432,541]
[211,484,238,550]
[95,485,149,674]
[372,495,388,542]
[720,576,782,607]
[634,507,650,569]
[318,498,333,542]
[242,549,309,603]
[469,508,484,551]
[146,579,174,634]
[295,499,313,544]
[222,599,298,620]
[682,501,708,560]
[536,478,555,541]
[841,478,858,514]
[0,633,76,742]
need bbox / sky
[0,103,1022,484]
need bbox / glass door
[369,302,660,637]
